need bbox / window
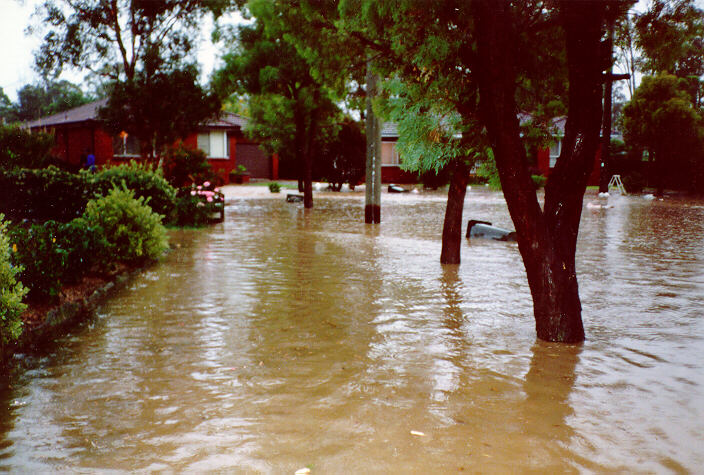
[197,131,228,159]
[381,142,400,165]
[549,138,561,168]
[112,133,140,156]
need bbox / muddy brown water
[1,188,703,473]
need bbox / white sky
[0,0,702,102]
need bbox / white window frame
[549,138,561,168]
[198,131,229,159]
[113,134,141,157]
[381,142,401,166]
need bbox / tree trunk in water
[365,61,381,223]
[473,0,607,342]
[440,160,469,265]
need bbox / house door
[236,144,270,178]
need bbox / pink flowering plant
[175,181,225,226]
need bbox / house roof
[24,99,109,128]
[24,99,249,131]
[381,122,398,138]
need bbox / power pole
[600,17,630,193]
[365,61,381,223]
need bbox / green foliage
[1,80,91,123]
[0,163,178,223]
[78,187,169,267]
[7,221,70,301]
[213,2,342,189]
[531,174,547,189]
[315,119,366,190]
[92,162,177,217]
[476,158,502,190]
[99,67,221,159]
[635,0,704,79]
[0,124,56,169]
[173,184,224,227]
[623,73,704,190]
[0,216,27,345]
[162,142,213,187]
[268,182,281,193]
[31,0,216,83]
[0,166,92,222]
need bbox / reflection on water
[1,189,703,472]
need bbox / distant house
[534,117,600,186]
[380,123,423,184]
[24,99,278,182]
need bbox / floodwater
[1,188,703,473]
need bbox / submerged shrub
[78,186,169,268]
[0,216,27,345]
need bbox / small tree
[622,73,704,195]
[99,66,221,162]
[315,119,366,191]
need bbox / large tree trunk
[440,159,469,264]
[474,0,607,342]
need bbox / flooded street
[2,187,703,472]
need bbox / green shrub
[162,142,213,188]
[173,183,224,227]
[0,166,92,222]
[92,162,177,217]
[0,124,56,170]
[1,216,27,345]
[7,221,68,301]
[78,186,169,267]
[476,159,502,190]
[531,174,547,189]
[53,219,106,283]
[268,182,281,193]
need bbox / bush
[173,182,224,227]
[0,166,92,222]
[0,124,56,170]
[1,215,27,345]
[53,219,106,283]
[531,174,547,189]
[78,186,169,268]
[92,162,177,218]
[7,221,69,301]
[162,142,213,188]
[476,159,501,190]
[268,182,281,193]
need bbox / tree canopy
[0,80,91,123]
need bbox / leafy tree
[622,73,704,195]
[315,118,366,191]
[0,80,91,123]
[31,0,228,82]
[328,0,632,342]
[98,66,221,161]
[31,0,227,161]
[0,88,12,123]
[214,0,342,208]
[0,124,56,169]
[635,0,704,108]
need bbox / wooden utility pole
[600,17,630,193]
[365,62,381,223]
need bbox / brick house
[25,99,278,182]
